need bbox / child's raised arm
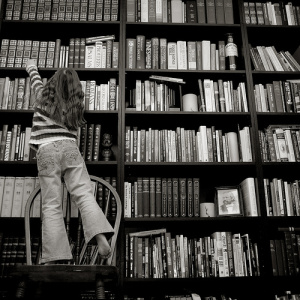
[25,59,43,102]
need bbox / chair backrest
[23,175,121,266]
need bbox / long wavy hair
[35,68,86,130]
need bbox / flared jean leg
[62,143,114,244]
[37,144,73,264]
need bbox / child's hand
[26,59,37,68]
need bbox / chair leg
[15,279,27,298]
[95,278,106,300]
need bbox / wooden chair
[8,175,122,299]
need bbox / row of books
[0,218,116,278]
[81,78,118,111]
[197,79,248,113]
[124,125,253,163]
[259,124,300,163]
[270,230,300,276]
[128,79,179,112]
[5,0,118,21]
[0,76,118,111]
[124,177,259,218]
[254,79,300,113]
[1,176,86,218]
[124,177,200,218]
[244,1,300,26]
[127,0,234,24]
[129,78,248,113]
[78,123,104,161]
[0,77,37,111]
[0,123,109,164]
[0,125,34,162]
[125,228,260,278]
[126,37,234,71]
[0,36,119,69]
[249,45,300,72]
[0,234,39,278]
[264,177,300,217]
[0,175,117,218]
[0,176,39,218]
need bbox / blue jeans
[36,139,114,263]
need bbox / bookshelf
[0,0,300,299]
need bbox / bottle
[225,33,238,70]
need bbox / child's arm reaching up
[25,59,44,103]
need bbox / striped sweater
[26,65,77,151]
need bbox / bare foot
[95,233,111,259]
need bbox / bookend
[8,175,121,299]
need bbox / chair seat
[8,265,118,283]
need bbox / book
[161,177,167,217]
[85,123,94,161]
[142,177,150,217]
[224,0,234,24]
[126,38,136,69]
[205,0,216,23]
[0,125,8,161]
[92,124,101,161]
[239,177,258,216]
[11,177,25,217]
[136,177,143,218]
[155,177,162,217]
[179,178,187,217]
[186,1,197,23]
[202,40,211,70]
[136,35,146,69]
[0,177,6,216]
[0,177,15,217]
[171,0,183,23]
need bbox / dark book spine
[160,233,168,278]
[92,124,101,161]
[179,178,186,217]
[149,177,156,217]
[187,178,193,217]
[96,177,104,209]
[110,177,117,218]
[142,177,150,217]
[155,177,162,217]
[79,38,85,69]
[167,178,173,217]
[172,178,179,217]
[161,178,167,217]
[73,37,80,68]
[79,124,87,159]
[193,177,200,217]
[137,177,143,218]
[283,231,296,276]
[68,38,75,68]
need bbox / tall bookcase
[0,0,300,299]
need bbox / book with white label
[1,176,15,217]
[11,177,25,217]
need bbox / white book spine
[167,42,177,69]
[176,41,187,70]
[141,0,148,22]
[85,45,96,68]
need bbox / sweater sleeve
[26,64,44,101]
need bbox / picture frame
[215,186,243,217]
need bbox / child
[25,59,114,264]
